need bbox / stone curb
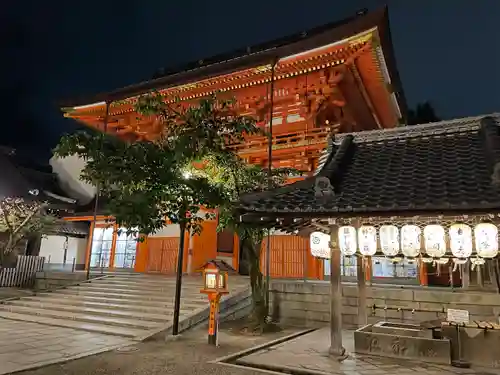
[209,328,315,364]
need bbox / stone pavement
[0,318,133,375]
[235,328,500,375]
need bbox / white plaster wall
[39,235,87,265]
[50,155,95,204]
[150,224,180,237]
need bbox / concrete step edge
[5,300,174,323]
[54,290,209,302]
[0,311,144,339]
[0,305,164,330]
[23,295,206,310]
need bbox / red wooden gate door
[147,237,179,274]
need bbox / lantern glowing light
[310,231,331,259]
[379,225,400,257]
[338,226,357,256]
[358,225,377,256]
[401,225,421,259]
[474,223,498,259]
[423,225,446,258]
[449,224,473,261]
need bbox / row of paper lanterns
[309,223,499,265]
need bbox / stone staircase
[0,273,250,341]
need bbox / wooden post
[186,228,195,275]
[357,256,367,327]
[462,262,470,289]
[329,223,346,358]
[476,265,483,289]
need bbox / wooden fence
[0,255,45,287]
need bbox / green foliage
[54,130,222,235]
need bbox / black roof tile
[238,114,500,222]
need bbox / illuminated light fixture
[357,225,377,256]
[401,224,421,262]
[310,231,331,259]
[474,223,499,259]
[338,226,357,256]
[380,225,400,262]
[423,225,446,264]
[449,224,473,269]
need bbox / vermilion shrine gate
[60,8,407,278]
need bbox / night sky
[3,0,499,160]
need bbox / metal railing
[228,127,330,155]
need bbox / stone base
[354,323,451,364]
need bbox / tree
[54,93,295,330]
[407,101,441,125]
[0,198,57,267]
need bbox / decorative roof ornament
[314,176,334,199]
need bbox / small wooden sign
[447,308,470,324]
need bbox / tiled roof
[238,114,500,223]
[0,153,76,209]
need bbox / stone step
[75,284,205,296]
[5,299,176,323]
[55,288,209,302]
[0,311,146,338]
[92,280,201,290]
[24,294,207,310]
[0,304,163,330]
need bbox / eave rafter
[67,36,373,119]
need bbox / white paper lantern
[358,225,377,256]
[401,225,421,258]
[449,224,473,259]
[310,231,331,259]
[338,226,357,256]
[379,225,400,257]
[474,223,499,259]
[423,225,446,258]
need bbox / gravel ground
[16,324,299,375]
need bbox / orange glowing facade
[61,8,407,279]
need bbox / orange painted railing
[229,127,330,156]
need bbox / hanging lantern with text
[449,223,473,268]
[401,225,421,261]
[358,225,377,256]
[338,226,357,256]
[310,231,331,259]
[423,225,447,264]
[474,223,498,259]
[473,223,499,268]
[379,225,401,261]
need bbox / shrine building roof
[61,6,404,111]
[237,114,500,227]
